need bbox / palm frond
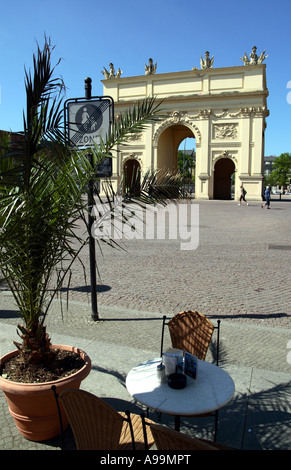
[0,36,181,358]
[91,96,163,158]
[90,169,184,247]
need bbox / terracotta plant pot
[0,344,91,442]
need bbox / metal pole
[84,76,92,100]
[85,77,99,321]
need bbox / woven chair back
[59,389,124,450]
[168,310,214,360]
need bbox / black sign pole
[84,77,99,321]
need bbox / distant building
[263,155,276,176]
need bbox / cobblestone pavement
[0,196,291,451]
[25,196,291,373]
[66,196,291,329]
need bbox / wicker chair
[159,310,221,440]
[52,387,155,450]
[161,310,220,364]
[149,423,231,450]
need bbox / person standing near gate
[238,185,249,205]
[261,186,271,209]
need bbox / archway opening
[157,124,195,175]
[178,137,196,194]
[123,159,141,196]
[214,158,235,200]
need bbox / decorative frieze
[213,107,268,119]
[239,106,268,118]
[199,110,212,119]
[213,123,238,140]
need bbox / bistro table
[126,358,235,433]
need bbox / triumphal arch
[102,47,269,200]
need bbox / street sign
[95,156,112,177]
[65,97,113,148]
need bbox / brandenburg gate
[101,47,269,200]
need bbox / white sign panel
[67,99,111,147]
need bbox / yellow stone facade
[102,63,269,200]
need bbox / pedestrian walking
[261,186,271,209]
[238,185,249,205]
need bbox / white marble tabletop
[126,358,235,417]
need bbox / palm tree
[0,37,181,368]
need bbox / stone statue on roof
[240,46,268,65]
[257,49,268,64]
[240,51,250,66]
[200,51,214,69]
[145,58,157,75]
[101,63,122,79]
[249,46,258,65]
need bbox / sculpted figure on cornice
[145,58,157,75]
[240,46,268,66]
[102,63,122,79]
[200,51,214,69]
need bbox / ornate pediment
[212,150,238,171]
[152,112,201,145]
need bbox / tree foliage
[177,150,195,179]
[267,153,291,189]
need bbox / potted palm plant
[0,37,180,442]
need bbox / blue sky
[0,0,290,156]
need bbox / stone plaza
[0,196,290,450]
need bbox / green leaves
[0,31,189,363]
[267,153,291,189]
[94,96,163,157]
[0,37,168,356]
[0,38,88,352]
